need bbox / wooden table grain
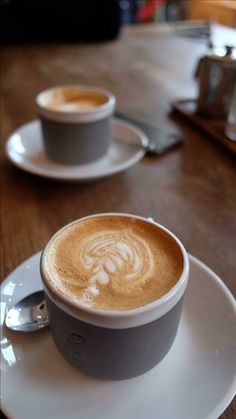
[1,23,236,419]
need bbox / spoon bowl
[5,291,49,333]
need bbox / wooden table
[1,23,236,419]
[188,0,236,28]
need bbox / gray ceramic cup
[40,213,189,380]
[36,85,116,165]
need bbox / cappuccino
[44,216,183,311]
[44,87,108,112]
[36,85,115,164]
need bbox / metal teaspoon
[5,291,49,333]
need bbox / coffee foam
[44,88,108,112]
[45,217,183,310]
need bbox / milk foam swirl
[45,217,183,310]
[79,229,154,299]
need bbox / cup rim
[36,85,116,123]
[40,213,189,323]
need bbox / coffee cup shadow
[2,324,153,411]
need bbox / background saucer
[1,253,236,419]
[5,118,147,181]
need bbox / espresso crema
[44,87,108,112]
[44,216,183,310]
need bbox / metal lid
[206,45,236,68]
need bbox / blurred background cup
[36,85,116,165]
[225,82,236,141]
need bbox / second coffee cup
[36,85,116,164]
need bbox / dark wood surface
[1,23,236,419]
[172,99,236,155]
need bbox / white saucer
[5,118,147,181]
[1,253,236,419]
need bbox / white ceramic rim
[36,85,116,123]
[40,213,189,329]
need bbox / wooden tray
[172,99,236,156]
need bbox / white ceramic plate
[5,118,147,181]
[1,253,236,419]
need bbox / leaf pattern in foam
[79,230,154,293]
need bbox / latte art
[79,230,154,299]
[44,87,108,112]
[45,216,183,310]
